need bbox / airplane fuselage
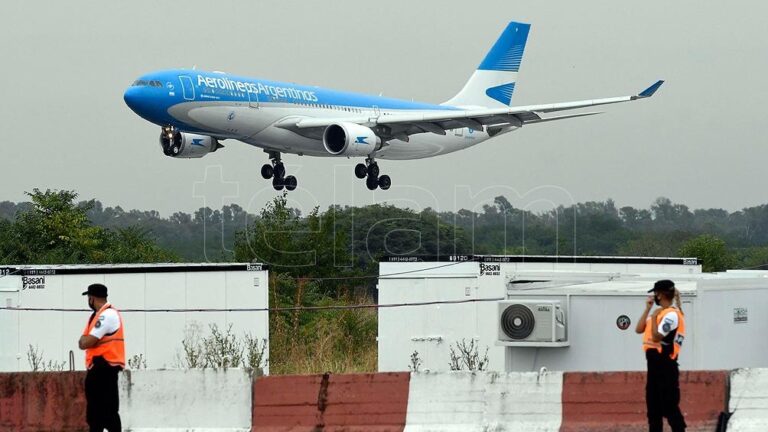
[124,69,495,160]
[122,22,661,192]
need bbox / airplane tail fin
[444,21,530,108]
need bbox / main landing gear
[355,158,391,190]
[261,151,297,191]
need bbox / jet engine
[159,131,222,158]
[322,123,381,157]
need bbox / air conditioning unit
[498,299,567,345]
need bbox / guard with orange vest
[635,279,687,432]
[78,283,125,432]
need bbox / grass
[268,291,378,375]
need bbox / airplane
[123,21,663,192]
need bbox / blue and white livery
[123,22,663,191]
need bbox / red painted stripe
[561,371,727,432]
[0,372,88,431]
[252,372,410,431]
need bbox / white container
[378,255,768,372]
[0,263,269,372]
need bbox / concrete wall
[728,368,768,431]
[120,369,252,431]
[0,370,252,431]
[561,371,728,432]
[404,371,563,431]
[0,368,744,431]
[0,372,87,431]
[252,372,410,431]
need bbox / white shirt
[89,307,121,339]
[657,309,679,337]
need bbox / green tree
[104,226,177,263]
[678,234,736,272]
[618,232,693,257]
[734,246,768,270]
[233,194,351,278]
[4,189,105,263]
[0,189,175,264]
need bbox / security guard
[78,283,125,432]
[635,279,686,432]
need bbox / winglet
[637,80,665,98]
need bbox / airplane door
[179,76,195,101]
[248,89,259,109]
[369,105,380,122]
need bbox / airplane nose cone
[123,87,143,113]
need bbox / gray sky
[1,0,766,217]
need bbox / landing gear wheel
[284,175,297,191]
[355,163,368,179]
[272,176,284,191]
[366,176,379,190]
[273,163,286,179]
[378,175,391,190]
[261,164,274,179]
[367,163,380,178]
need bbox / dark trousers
[646,350,687,432]
[84,357,122,432]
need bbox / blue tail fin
[478,22,530,73]
[445,22,531,108]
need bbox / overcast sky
[1,0,766,217]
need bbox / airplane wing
[276,80,664,141]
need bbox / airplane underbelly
[377,130,490,160]
[245,126,329,157]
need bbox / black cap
[82,283,108,298]
[648,279,675,293]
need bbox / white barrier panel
[728,368,768,432]
[404,371,563,432]
[119,369,252,432]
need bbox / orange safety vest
[82,303,125,369]
[643,307,685,360]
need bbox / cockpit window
[132,80,163,87]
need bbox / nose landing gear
[355,158,391,190]
[160,126,181,156]
[261,151,297,191]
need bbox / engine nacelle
[159,131,221,158]
[322,123,381,157]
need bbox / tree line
[2,192,767,272]
[2,189,767,373]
